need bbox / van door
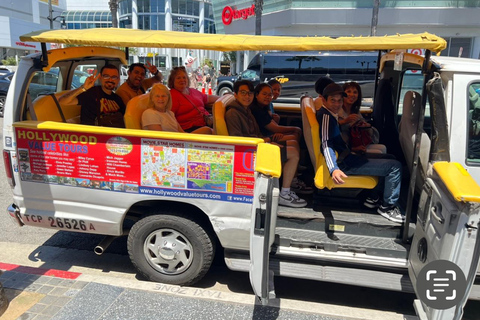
[249,172,279,305]
[408,162,480,320]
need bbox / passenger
[116,62,163,106]
[168,66,217,134]
[251,83,312,195]
[141,83,185,132]
[267,79,282,124]
[58,64,126,128]
[340,82,386,154]
[313,76,334,110]
[225,80,308,208]
[317,83,403,223]
[251,83,302,142]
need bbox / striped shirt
[317,107,349,174]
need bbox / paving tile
[70,281,88,290]
[25,283,43,292]
[49,287,68,296]
[40,305,60,316]
[24,274,41,282]
[15,312,37,320]
[51,282,124,320]
[36,285,54,295]
[46,278,63,286]
[0,270,15,280]
[58,279,76,288]
[8,272,29,281]
[27,303,48,313]
[51,296,71,307]
[39,295,58,305]
[8,280,30,290]
[32,276,52,285]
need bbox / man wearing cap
[317,83,404,224]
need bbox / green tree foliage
[1,57,17,66]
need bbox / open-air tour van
[3,29,480,320]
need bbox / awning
[20,28,447,53]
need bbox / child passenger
[225,80,308,208]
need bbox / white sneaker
[279,191,307,208]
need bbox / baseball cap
[314,76,334,95]
[322,83,347,98]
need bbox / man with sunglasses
[116,62,163,106]
[58,64,126,127]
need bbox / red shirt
[170,88,209,130]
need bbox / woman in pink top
[142,84,208,134]
[168,66,218,134]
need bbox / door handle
[431,206,445,224]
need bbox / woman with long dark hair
[339,82,386,154]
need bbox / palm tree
[109,0,119,28]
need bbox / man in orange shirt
[116,62,163,106]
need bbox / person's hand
[145,61,157,74]
[270,133,284,142]
[346,113,362,124]
[82,70,100,90]
[272,113,280,123]
[332,169,348,184]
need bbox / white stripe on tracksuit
[321,113,337,172]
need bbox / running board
[225,251,413,293]
[224,252,480,300]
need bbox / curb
[0,262,81,280]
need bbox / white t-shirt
[142,108,180,132]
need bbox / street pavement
[0,262,417,320]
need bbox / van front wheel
[127,214,214,286]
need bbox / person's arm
[264,121,301,136]
[142,61,163,90]
[319,112,340,174]
[145,124,163,131]
[58,72,99,106]
[206,94,219,104]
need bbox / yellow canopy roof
[20,28,447,53]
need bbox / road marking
[0,262,81,279]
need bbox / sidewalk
[0,262,414,320]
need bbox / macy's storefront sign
[222,4,255,25]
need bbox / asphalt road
[0,119,479,319]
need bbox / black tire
[127,214,215,286]
[218,86,232,96]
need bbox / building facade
[0,0,67,64]
[212,0,480,70]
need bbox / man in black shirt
[58,64,126,127]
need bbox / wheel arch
[216,81,234,95]
[122,200,219,245]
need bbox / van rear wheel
[127,214,214,286]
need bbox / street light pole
[370,0,380,36]
[48,0,53,29]
[254,0,263,35]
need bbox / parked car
[216,51,378,103]
[0,72,14,117]
[29,68,89,101]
